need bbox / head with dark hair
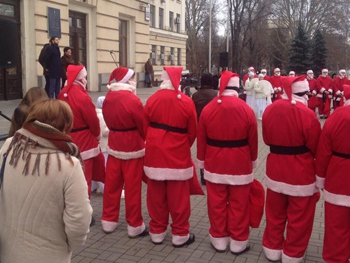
[63,47,71,53]
[201,73,213,88]
[49,36,59,46]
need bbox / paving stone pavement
[0,87,326,262]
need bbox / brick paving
[0,87,326,262]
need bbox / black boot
[200,169,206,186]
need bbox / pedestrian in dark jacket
[45,36,62,98]
[61,47,75,89]
[38,42,50,96]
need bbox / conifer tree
[310,29,327,76]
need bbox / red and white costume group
[262,76,321,263]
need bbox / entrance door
[69,11,87,67]
[0,0,22,100]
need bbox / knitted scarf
[2,121,82,178]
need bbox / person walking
[0,99,92,263]
[101,67,148,238]
[143,66,197,247]
[45,36,62,98]
[316,84,350,263]
[61,47,75,89]
[262,76,321,262]
[197,70,258,254]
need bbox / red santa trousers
[83,156,104,198]
[147,179,191,244]
[333,98,344,110]
[101,156,144,228]
[206,182,251,252]
[323,202,350,263]
[263,189,318,262]
[318,98,331,117]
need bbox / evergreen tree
[310,30,327,76]
[288,23,311,74]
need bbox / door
[0,0,22,100]
[69,11,87,67]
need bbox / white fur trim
[252,159,258,169]
[230,238,248,253]
[227,76,240,87]
[328,89,332,94]
[101,220,118,233]
[159,79,175,90]
[117,68,134,83]
[204,169,254,185]
[210,234,229,251]
[150,231,167,243]
[197,159,204,169]
[221,89,238,97]
[282,251,304,263]
[128,222,146,237]
[172,233,190,245]
[144,166,193,181]
[108,82,136,94]
[315,175,325,189]
[291,94,307,106]
[277,87,282,92]
[345,100,350,106]
[80,146,100,160]
[265,175,318,197]
[336,90,341,95]
[312,90,317,95]
[107,146,145,160]
[263,246,282,261]
[292,79,309,93]
[324,190,350,207]
[274,88,277,92]
[320,87,325,93]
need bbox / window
[159,8,164,29]
[160,46,165,65]
[177,48,181,65]
[151,45,157,65]
[119,20,128,67]
[176,14,180,33]
[150,5,155,27]
[170,47,174,65]
[169,11,173,31]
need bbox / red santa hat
[107,67,134,88]
[60,65,85,98]
[217,70,240,103]
[343,84,350,101]
[161,66,183,99]
[281,75,308,105]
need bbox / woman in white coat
[244,71,258,110]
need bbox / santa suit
[316,94,350,263]
[197,72,258,253]
[243,72,258,86]
[268,75,282,102]
[316,75,333,117]
[262,77,321,262]
[58,65,102,196]
[101,82,147,237]
[144,73,197,245]
[331,76,349,109]
[307,77,320,112]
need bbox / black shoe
[90,216,95,227]
[129,227,149,238]
[200,170,206,186]
[173,233,195,248]
[231,243,250,256]
[211,243,227,253]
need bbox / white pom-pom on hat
[177,93,182,99]
[291,100,296,105]
[64,93,68,97]
[217,99,222,104]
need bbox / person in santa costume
[197,70,258,254]
[262,75,321,263]
[100,67,148,238]
[316,69,333,119]
[306,70,320,112]
[242,66,258,86]
[143,66,197,247]
[268,68,283,102]
[260,68,270,81]
[288,71,296,77]
[331,69,349,110]
[58,65,105,226]
[315,84,350,263]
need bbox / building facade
[0,0,187,100]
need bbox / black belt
[110,127,137,132]
[270,145,309,155]
[207,137,248,148]
[150,122,187,134]
[71,126,89,133]
[333,151,350,159]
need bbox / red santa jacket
[144,85,197,181]
[331,76,349,101]
[102,83,147,160]
[268,75,282,100]
[59,68,100,160]
[197,90,258,185]
[307,78,320,109]
[316,75,333,99]
[316,102,350,206]
[262,99,321,196]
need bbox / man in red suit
[262,76,321,262]
[306,70,320,112]
[144,67,197,247]
[331,69,349,110]
[268,68,283,102]
[316,84,350,263]
[100,67,148,238]
[316,69,333,118]
[197,70,258,254]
